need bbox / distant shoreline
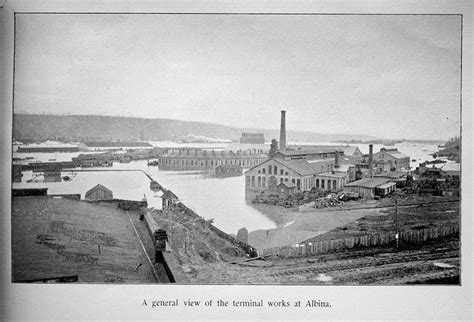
[333,139,445,145]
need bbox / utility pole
[395,199,399,249]
[168,206,172,252]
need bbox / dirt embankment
[148,206,257,283]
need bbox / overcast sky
[14,14,461,140]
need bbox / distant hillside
[13,114,379,143]
[436,136,460,162]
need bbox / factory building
[352,144,403,179]
[215,164,243,178]
[272,110,363,163]
[312,172,348,192]
[372,148,410,171]
[17,142,80,153]
[245,149,356,197]
[244,110,410,199]
[156,148,268,171]
[244,110,355,197]
[274,145,363,163]
[245,156,337,196]
[240,133,265,144]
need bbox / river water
[14,141,445,235]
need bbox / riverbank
[246,194,460,251]
[248,203,381,251]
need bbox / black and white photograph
[1,0,472,320]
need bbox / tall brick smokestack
[368,144,373,169]
[335,151,340,168]
[279,110,286,151]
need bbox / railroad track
[331,257,460,284]
[377,269,459,285]
[319,199,459,212]
[269,250,460,278]
[268,241,460,268]
[124,210,171,283]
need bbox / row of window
[246,175,346,192]
[315,178,338,190]
[159,158,262,167]
[255,164,334,176]
[257,165,289,176]
[378,154,410,163]
[246,175,301,189]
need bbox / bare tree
[269,139,278,157]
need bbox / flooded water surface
[14,141,446,235]
[116,160,277,234]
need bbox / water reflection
[121,160,277,234]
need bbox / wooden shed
[375,182,396,197]
[162,190,179,210]
[277,181,296,196]
[344,177,391,199]
[85,184,113,201]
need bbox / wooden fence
[262,225,459,259]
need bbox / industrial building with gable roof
[245,156,339,196]
[239,132,265,144]
[373,148,410,171]
[245,110,357,197]
[155,148,267,171]
[344,177,396,199]
[244,110,411,200]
